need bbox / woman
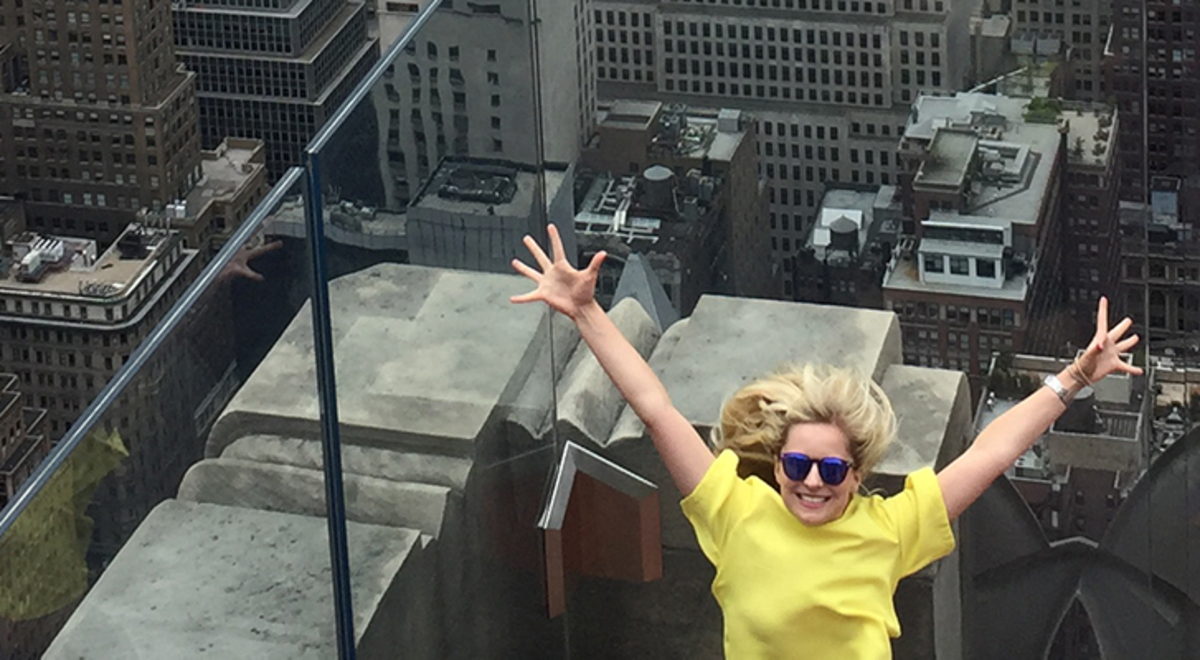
[511,225,1142,658]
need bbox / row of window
[663,77,889,106]
[894,301,1020,327]
[675,0,890,14]
[668,58,889,89]
[5,346,122,374]
[665,21,887,51]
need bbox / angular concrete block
[178,458,451,537]
[207,264,554,459]
[222,434,472,492]
[44,500,437,660]
[556,298,662,448]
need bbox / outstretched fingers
[1108,317,1134,342]
[1095,296,1109,337]
[586,250,607,274]
[523,235,552,270]
[1115,333,1140,353]
[510,291,542,304]
[548,224,566,263]
[511,258,542,282]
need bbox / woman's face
[774,422,861,526]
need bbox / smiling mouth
[796,493,831,508]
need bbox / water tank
[641,165,675,211]
[828,216,858,254]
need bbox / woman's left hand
[1076,297,1144,383]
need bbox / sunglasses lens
[818,459,850,486]
[781,454,812,482]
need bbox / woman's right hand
[510,224,606,320]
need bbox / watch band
[1043,374,1073,405]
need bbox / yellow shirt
[681,450,955,659]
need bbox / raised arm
[511,225,714,495]
[937,297,1143,521]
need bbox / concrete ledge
[223,434,473,492]
[178,458,451,536]
[44,500,436,660]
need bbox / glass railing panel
[0,168,309,659]
[295,0,579,655]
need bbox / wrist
[571,299,606,324]
[1044,372,1080,406]
[1066,359,1094,389]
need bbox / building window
[949,256,969,275]
[976,259,996,278]
[923,254,944,273]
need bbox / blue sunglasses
[779,452,854,486]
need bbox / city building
[370,0,595,211]
[0,0,205,247]
[1059,101,1120,338]
[593,0,986,275]
[581,100,775,302]
[0,373,48,510]
[1009,0,1110,100]
[1120,176,1200,352]
[792,186,902,308]
[0,223,229,561]
[173,0,381,179]
[573,168,724,317]
[885,93,1069,388]
[1110,0,1200,204]
[137,138,268,258]
[406,157,575,273]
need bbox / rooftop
[1061,102,1117,169]
[0,224,178,298]
[600,100,662,130]
[884,212,1030,301]
[905,93,1060,226]
[597,102,746,163]
[915,130,979,188]
[142,138,264,228]
[573,165,724,262]
[411,158,568,218]
[806,187,900,265]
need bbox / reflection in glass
[0,169,305,658]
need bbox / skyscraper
[173,0,381,178]
[0,0,205,247]
[1110,0,1200,205]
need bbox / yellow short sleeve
[680,450,750,566]
[878,467,956,579]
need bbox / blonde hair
[712,363,896,489]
